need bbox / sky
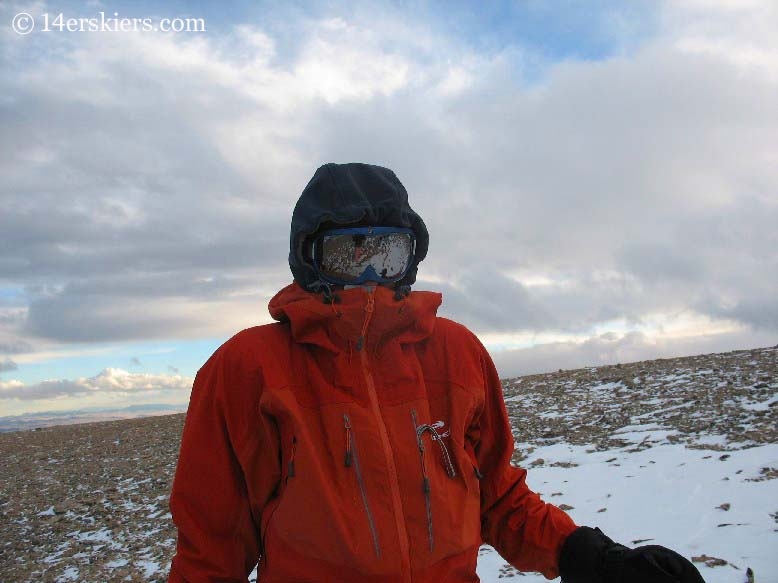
[1,0,777,417]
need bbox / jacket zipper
[343,414,381,558]
[358,289,412,583]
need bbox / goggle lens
[313,228,415,285]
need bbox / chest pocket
[407,407,482,561]
[260,413,391,578]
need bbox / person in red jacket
[168,163,705,583]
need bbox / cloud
[0,369,193,401]
[23,289,273,342]
[0,358,18,373]
[0,340,32,354]
[0,1,775,362]
[490,327,778,378]
[424,266,553,333]
[697,293,778,332]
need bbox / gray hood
[288,163,429,290]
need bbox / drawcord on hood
[393,284,411,302]
[307,279,337,303]
[306,279,344,319]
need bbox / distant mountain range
[0,403,186,433]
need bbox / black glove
[559,526,706,583]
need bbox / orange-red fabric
[169,283,577,582]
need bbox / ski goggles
[311,226,416,285]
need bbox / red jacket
[169,283,577,582]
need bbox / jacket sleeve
[473,341,578,580]
[168,333,280,582]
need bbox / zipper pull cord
[411,411,430,477]
[343,415,354,467]
[411,410,435,552]
[414,426,457,479]
[356,290,375,351]
[430,432,457,479]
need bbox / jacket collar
[269,282,442,353]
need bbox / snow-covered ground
[474,346,776,582]
[476,440,777,582]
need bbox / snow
[740,394,778,411]
[59,566,81,581]
[138,559,162,577]
[476,442,778,582]
[75,527,114,544]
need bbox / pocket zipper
[344,414,381,558]
[411,410,458,552]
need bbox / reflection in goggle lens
[318,231,413,283]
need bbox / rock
[691,554,728,567]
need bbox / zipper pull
[356,290,375,351]
[344,415,354,467]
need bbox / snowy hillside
[0,346,774,582]
[480,344,777,582]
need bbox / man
[168,163,705,582]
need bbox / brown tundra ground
[0,346,775,582]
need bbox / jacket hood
[288,163,429,290]
[269,282,442,353]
